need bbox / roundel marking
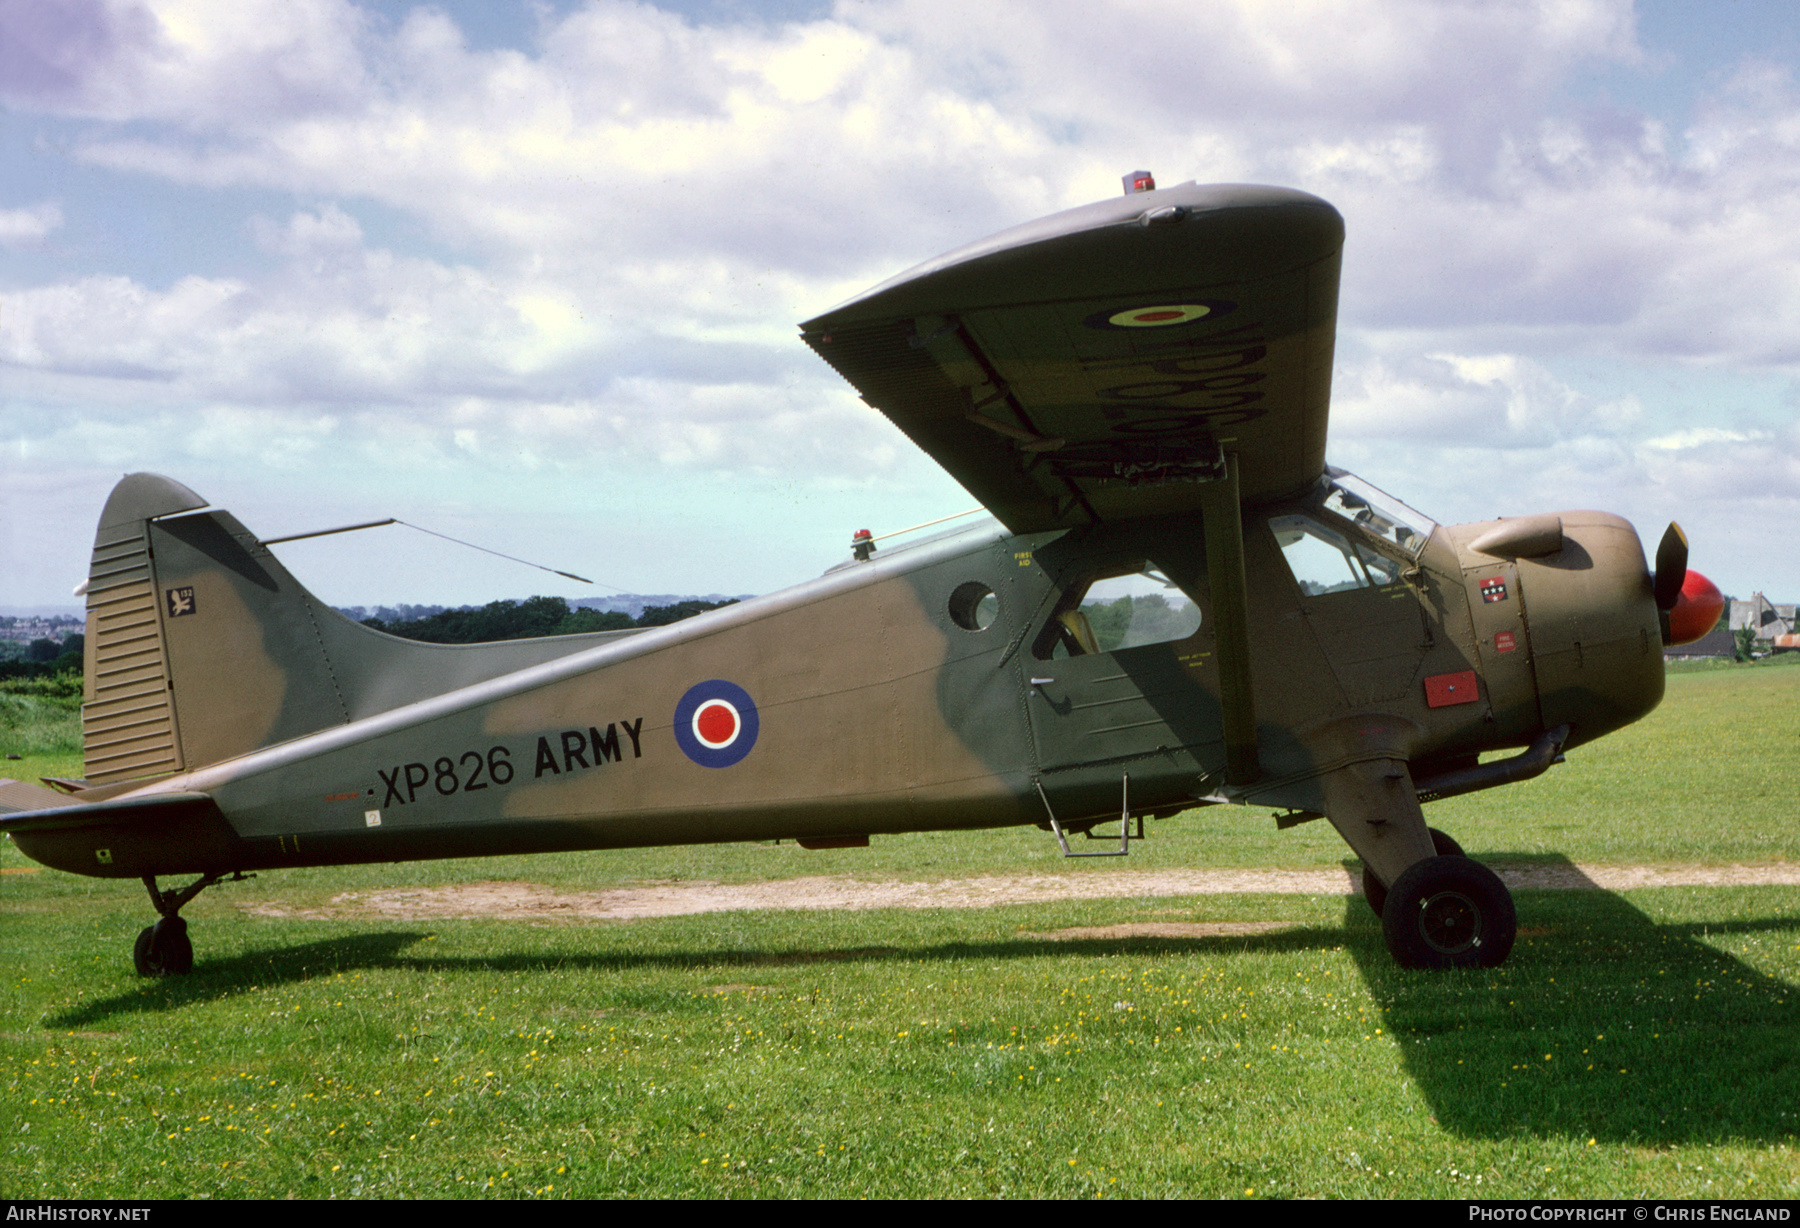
[693,699,739,748]
[1083,302,1234,331]
[674,680,760,768]
[1117,306,1202,326]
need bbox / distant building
[1667,592,1800,660]
[0,616,82,644]
[1731,593,1796,640]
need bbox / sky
[4,0,1800,613]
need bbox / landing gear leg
[1315,753,1518,969]
[133,872,236,977]
[1363,827,1464,917]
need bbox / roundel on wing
[673,680,760,768]
[1083,301,1235,330]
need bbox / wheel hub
[1418,889,1481,955]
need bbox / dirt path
[243,862,1800,924]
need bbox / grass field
[3,662,1798,1199]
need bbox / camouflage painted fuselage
[11,468,1663,884]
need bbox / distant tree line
[1080,593,1197,653]
[333,603,454,626]
[0,596,740,680]
[0,633,84,680]
[359,596,738,644]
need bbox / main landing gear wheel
[132,916,194,978]
[1362,827,1464,918]
[1381,855,1516,969]
[131,872,233,977]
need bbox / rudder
[81,475,209,784]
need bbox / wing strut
[1200,454,1260,784]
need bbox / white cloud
[248,201,364,256]
[1331,347,1643,451]
[0,198,901,487]
[0,201,64,247]
[9,0,1768,378]
[1643,427,1766,451]
[6,0,1800,604]
[0,0,370,123]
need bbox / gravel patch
[241,861,1800,923]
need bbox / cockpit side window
[1271,514,1402,597]
[1032,561,1204,660]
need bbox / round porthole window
[948,581,1000,631]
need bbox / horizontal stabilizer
[0,788,221,834]
[0,778,81,817]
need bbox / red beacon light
[1122,169,1155,195]
[852,528,877,562]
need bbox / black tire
[1362,828,1465,918]
[132,916,194,977]
[1380,855,1515,969]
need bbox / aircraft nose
[1512,512,1665,750]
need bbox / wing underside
[803,183,1344,533]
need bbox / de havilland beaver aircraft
[2,176,1726,976]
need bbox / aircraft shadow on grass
[46,932,432,1027]
[49,923,1343,1028]
[1346,854,1800,1146]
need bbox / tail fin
[81,473,630,787]
[82,475,209,784]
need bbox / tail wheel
[1362,827,1464,918]
[1381,855,1515,969]
[132,916,194,977]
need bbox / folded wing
[802,183,1344,532]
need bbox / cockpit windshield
[1320,467,1437,559]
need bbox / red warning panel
[1425,670,1480,708]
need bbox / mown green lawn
[0,673,81,784]
[2,662,1797,1198]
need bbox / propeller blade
[1653,522,1689,611]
